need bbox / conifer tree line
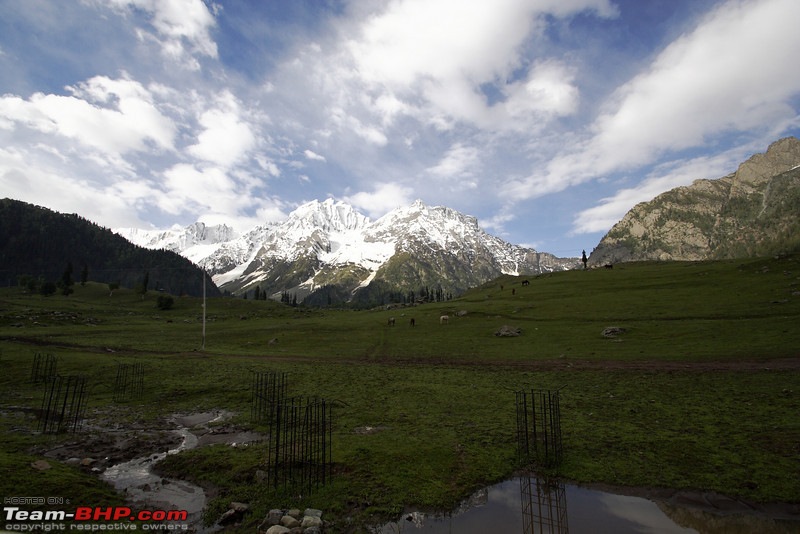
[0,198,218,297]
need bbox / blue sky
[1,0,799,258]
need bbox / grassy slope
[0,255,798,529]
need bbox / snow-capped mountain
[117,222,239,266]
[116,199,579,305]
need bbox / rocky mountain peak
[589,137,800,264]
[287,198,369,233]
[730,136,800,195]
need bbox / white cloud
[346,0,615,130]
[344,182,414,218]
[255,155,281,177]
[0,75,176,157]
[587,0,800,171]
[0,145,152,228]
[103,0,219,68]
[160,163,248,218]
[508,0,800,201]
[304,149,326,162]
[503,60,580,119]
[427,143,481,178]
[187,92,255,167]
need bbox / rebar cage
[515,387,564,468]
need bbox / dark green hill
[0,198,219,297]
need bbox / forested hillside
[0,199,219,297]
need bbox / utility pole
[202,269,206,350]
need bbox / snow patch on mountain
[115,198,577,295]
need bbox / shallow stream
[100,427,208,530]
[99,411,260,532]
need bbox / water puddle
[376,476,800,533]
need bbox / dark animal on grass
[522,280,530,286]
[388,317,395,326]
[410,318,416,327]
[604,264,613,269]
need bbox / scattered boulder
[259,509,327,533]
[30,460,51,471]
[217,502,248,525]
[601,326,627,338]
[261,509,284,529]
[279,515,299,529]
[217,509,238,525]
[301,516,323,529]
[495,325,521,337]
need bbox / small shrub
[39,281,56,296]
[156,294,174,310]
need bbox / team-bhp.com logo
[4,503,189,531]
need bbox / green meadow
[0,255,798,530]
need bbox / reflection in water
[520,475,568,533]
[377,475,799,533]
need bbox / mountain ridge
[117,198,579,306]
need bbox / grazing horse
[388,317,395,326]
[521,280,530,286]
[440,315,449,325]
[604,264,614,269]
[410,318,416,327]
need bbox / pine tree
[136,271,149,300]
[59,262,74,296]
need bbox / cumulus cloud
[503,60,580,120]
[343,182,415,218]
[346,0,615,130]
[0,75,176,157]
[160,163,244,215]
[187,92,255,167]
